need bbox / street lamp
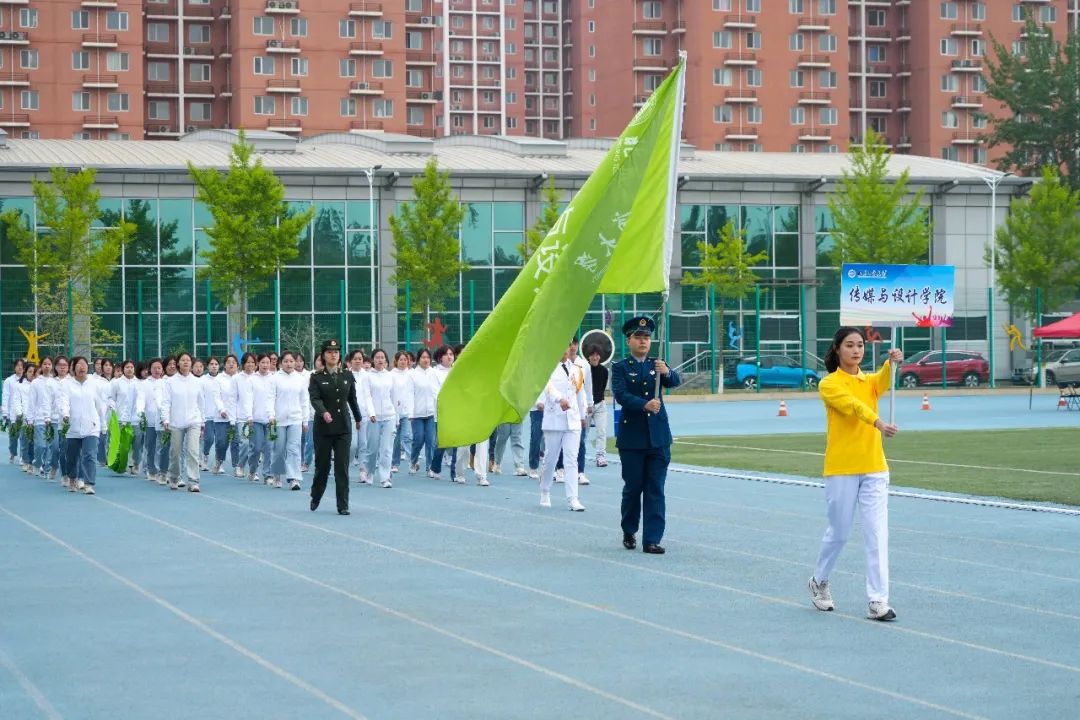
[360,164,382,347]
[984,170,1012,388]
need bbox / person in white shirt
[390,351,413,473]
[198,357,230,474]
[52,357,72,481]
[129,363,150,476]
[526,389,545,480]
[60,356,106,494]
[136,359,165,484]
[161,352,206,492]
[429,345,462,481]
[247,354,277,483]
[30,357,56,477]
[296,353,314,472]
[450,343,490,486]
[156,356,177,477]
[269,352,309,490]
[348,350,370,472]
[15,362,37,472]
[555,338,593,486]
[540,343,589,511]
[93,358,114,466]
[362,349,398,488]
[3,358,25,464]
[233,353,257,478]
[215,354,240,475]
[110,359,140,475]
[408,348,438,476]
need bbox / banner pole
[709,286,717,394]
[653,293,669,410]
[754,285,761,394]
[889,323,897,425]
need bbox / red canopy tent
[1033,311,1080,338]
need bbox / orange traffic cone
[1058,392,1068,409]
[778,399,789,417]
[921,394,931,411]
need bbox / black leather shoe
[310,498,319,512]
[622,533,636,550]
[643,543,665,555]
[338,508,350,516]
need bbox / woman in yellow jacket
[809,327,903,621]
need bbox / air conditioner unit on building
[420,91,432,99]
[11,32,24,40]
[355,81,369,89]
[451,104,462,110]
[268,1,278,7]
[184,47,195,54]
[186,125,196,132]
[421,16,434,25]
[158,125,169,132]
[433,90,443,100]
[268,39,280,47]
[0,32,9,39]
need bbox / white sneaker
[596,458,608,468]
[427,469,436,479]
[555,468,564,483]
[75,479,86,491]
[200,457,209,471]
[809,577,834,612]
[234,467,245,478]
[188,483,200,493]
[491,463,501,475]
[61,477,72,490]
[213,461,224,475]
[380,479,393,489]
[300,464,309,473]
[477,477,490,487]
[274,478,284,488]
[265,476,275,486]
[514,466,527,476]
[390,465,399,473]
[82,484,95,495]
[249,473,260,483]
[578,473,591,486]
[169,480,179,490]
[176,479,187,489]
[157,475,168,486]
[409,464,419,475]
[868,601,896,621]
[567,497,585,512]
[48,468,58,480]
[289,479,301,491]
[451,476,466,484]
[527,469,539,479]
[359,473,373,486]
[540,491,551,508]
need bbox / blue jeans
[8,425,19,459]
[157,430,171,476]
[494,422,525,469]
[97,427,108,464]
[67,435,100,485]
[431,444,458,477]
[270,423,303,480]
[203,421,229,464]
[528,410,544,470]
[249,422,272,477]
[235,423,250,472]
[131,428,144,469]
[142,427,160,476]
[301,423,314,466]
[33,423,58,472]
[410,416,435,471]
[392,416,412,468]
[20,425,34,466]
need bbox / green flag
[436,56,687,448]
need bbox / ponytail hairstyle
[824,326,867,373]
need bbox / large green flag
[436,55,687,448]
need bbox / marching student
[161,352,205,492]
[215,354,240,475]
[809,327,902,622]
[347,350,370,473]
[136,359,165,484]
[389,351,413,473]
[110,360,140,474]
[269,351,309,491]
[247,354,277,483]
[526,390,544,480]
[233,352,257,478]
[587,346,610,468]
[52,357,72,481]
[199,357,227,472]
[59,357,106,494]
[16,362,36,472]
[363,349,397,488]
[539,343,588,510]
[429,345,460,481]
[491,420,527,478]
[408,348,438,476]
[3,358,25,463]
[296,353,314,472]
[30,357,56,477]
[129,362,150,476]
[155,356,178,479]
[93,358,113,467]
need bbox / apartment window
[713,0,732,10]
[71,10,89,30]
[374,99,393,117]
[820,107,837,125]
[714,68,732,86]
[714,142,733,152]
[643,1,662,18]
[21,90,39,110]
[1040,6,1056,22]
[507,91,517,103]
[973,114,989,129]
[941,110,959,128]
[869,117,887,134]
[254,96,275,115]
[72,92,91,112]
[713,31,732,49]
[407,106,425,125]
[1011,4,1025,22]
[373,21,392,38]
[19,49,38,70]
[748,144,764,153]
[290,96,308,116]
[789,33,804,52]
[819,70,837,88]
[290,17,307,36]
[107,93,129,112]
[942,147,959,161]
[484,116,498,130]
[148,101,170,120]
[714,104,733,123]
[506,42,516,54]
[148,62,170,81]
[791,144,806,153]
[746,68,763,87]
[644,74,663,91]
[452,65,464,78]
[253,17,274,35]
[868,45,886,62]
[818,34,836,52]
[291,57,308,76]
[940,38,958,56]
[789,70,804,88]
[643,38,662,56]
[588,69,596,82]
[1012,40,1027,56]
[745,32,762,50]
[974,147,988,165]
[106,11,128,30]
[818,0,836,14]
[405,0,422,9]
[451,39,465,53]
[20,131,39,139]
[406,31,423,50]
[940,2,958,20]
[509,117,518,130]
[747,106,763,124]
[19,8,37,28]
[788,0,803,13]
[790,106,805,125]
[451,15,465,28]
[107,52,129,72]
[745,0,761,12]
[972,75,987,93]
[405,69,423,88]
[971,39,984,57]
[868,9,886,26]
[190,63,211,82]
[941,74,959,92]
[148,23,170,42]
[190,103,211,121]
[971,2,986,21]
[373,60,393,78]
[254,56,275,75]
[72,51,91,70]
[339,20,356,38]
[340,59,356,77]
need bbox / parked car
[730,354,820,390]
[898,350,989,388]
[1047,349,1080,387]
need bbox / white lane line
[0,504,369,720]
[89,497,676,720]
[161,493,992,720]
[673,440,1080,477]
[0,645,64,720]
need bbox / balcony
[631,20,667,34]
[724,51,759,66]
[633,94,650,107]
[348,1,382,16]
[897,136,912,148]
[267,79,302,93]
[0,113,30,127]
[725,130,759,141]
[951,131,984,145]
[633,56,669,71]
[266,118,302,132]
[0,31,31,45]
[849,61,891,76]
[146,82,179,96]
[0,0,29,4]
[848,28,892,41]
[83,115,119,129]
[0,72,30,86]
[83,0,118,6]
[476,77,500,87]
[406,51,437,65]
[265,0,300,15]
[349,80,384,95]
[186,81,216,97]
[349,119,385,132]
[798,91,831,105]
[951,58,982,72]
[797,54,829,68]
[797,16,829,31]
[406,88,441,102]
[671,20,686,33]
[146,41,180,56]
[146,123,181,137]
[184,4,215,18]
[897,63,912,76]
[951,23,983,36]
[182,46,214,59]
[348,41,384,56]
[266,39,300,53]
[850,99,892,112]
[951,95,983,108]
[82,73,119,88]
[724,89,757,103]
[81,33,117,48]
[220,4,230,19]
[798,128,832,141]
[477,53,499,63]
[723,14,756,28]
[144,0,178,16]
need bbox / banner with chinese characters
[840,264,955,328]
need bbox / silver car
[1047,349,1080,387]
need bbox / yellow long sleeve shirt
[818,360,893,477]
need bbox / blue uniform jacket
[611,357,681,450]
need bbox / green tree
[827,128,931,265]
[0,167,135,356]
[984,15,1080,189]
[989,166,1080,320]
[520,178,562,261]
[188,130,314,341]
[682,218,767,307]
[389,157,469,323]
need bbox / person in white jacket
[136,359,164,484]
[362,349,398,488]
[93,358,113,466]
[52,357,72,481]
[348,350,370,472]
[296,353,314,472]
[15,362,37,472]
[30,357,56,477]
[269,352,309,490]
[408,348,438,476]
[110,360,140,475]
[233,353,256,478]
[216,354,240,475]
[540,345,589,511]
[429,346,463,481]
[60,357,106,494]
[3,358,26,464]
[390,351,413,473]
[161,352,205,492]
[247,354,277,482]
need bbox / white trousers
[541,429,580,500]
[168,426,201,484]
[590,400,608,462]
[814,472,890,603]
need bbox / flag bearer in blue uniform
[611,316,681,554]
